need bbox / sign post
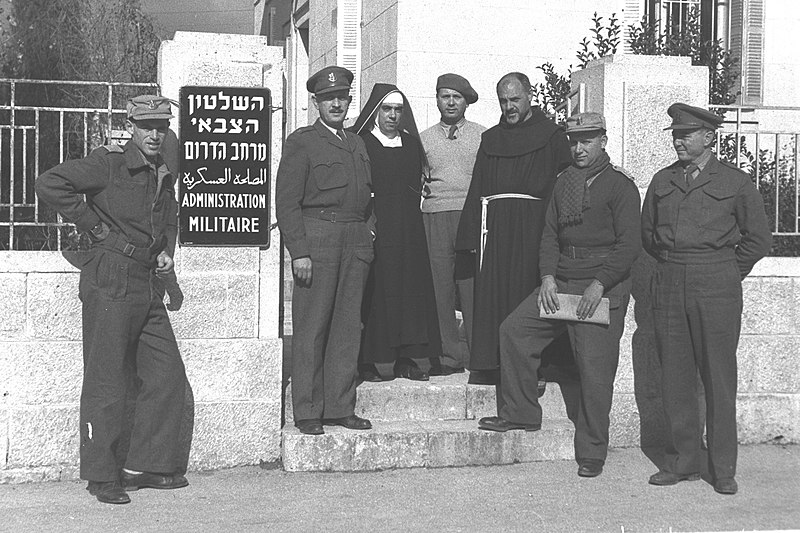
[178,86,272,247]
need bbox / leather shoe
[87,480,130,504]
[359,366,384,382]
[468,369,499,385]
[648,470,701,486]
[395,364,429,381]
[121,470,188,491]
[295,419,324,435]
[430,364,465,376]
[537,379,547,398]
[478,416,541,432]
[714,477,738,495]
[322,414,372,430]
[577,459,604,478]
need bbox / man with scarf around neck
[455,72,573,387]
[350,83,443,382]
[642,103,770,495]
[478,112,641,479]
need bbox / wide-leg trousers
[423,211,474,369]
[652,260,742,480]
[291,218,374,421]
[498,278,630,462]
[79,250,186,482]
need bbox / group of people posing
[276,65,772,497]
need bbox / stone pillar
[570,54,709,189]
[158,31,285,469]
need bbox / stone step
[284,371,571,425]
[282,418,574,472]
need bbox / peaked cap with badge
[664,102,723,131]
[127,95,174,121]
[565,112,606,135]
[306,66,354,96]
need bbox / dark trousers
[652,261,742,480]
[423,211,473,369]
[291,218,373,421]
[498,278,630,462]
[79,250,186,482]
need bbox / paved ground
[1,444,798,532]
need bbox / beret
[565,112,606,134]
[664,102,723,131]
[307,66,354,96]
[127,95,173,121]
[436,73,478,104]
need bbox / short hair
[497,72,531,93]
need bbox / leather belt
[302,208,364,223]
[96,231,166,266]
[560,245,612,259]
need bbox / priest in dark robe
[352,83,443,381]
[455,72,573,387]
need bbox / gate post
[158,31,285,469]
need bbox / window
[646,0,715,42]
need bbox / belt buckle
[566,245,577,259]
[123,243,136,257]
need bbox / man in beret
[420,74,486,376]
[642,102,771,495]
[276,66,374,435]
[36,95,188,504]
[480,113,641,479]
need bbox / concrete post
[158,31,286,469]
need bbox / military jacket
[275,119,373,259]
[641,155,771,277]
[35,141,178,257]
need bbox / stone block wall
[0,249,283,483]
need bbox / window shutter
[621,0,645,53]
[337,0,361,121]
[730,0,764,105]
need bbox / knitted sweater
[420,119,486,213]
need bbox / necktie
[685,163,699,185]
[337,129,346,143]
[447,124,458,140]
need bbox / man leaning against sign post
[36,96,189,504]
[275,66,375,436]
[642,103,771,495]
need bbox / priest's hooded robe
[455,107,572,371]
[352,83,443,365]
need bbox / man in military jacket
[642,103,771,495]
[36,96,189,504]
[276,66,375,435]
[479,113,641,479]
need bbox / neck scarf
[557,151,611,226]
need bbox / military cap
[436,73,478,104]
[127,95,174,121]
[664,102,723,131]
[565,112,606,134]
[306,66,354,96]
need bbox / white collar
[370,127,403,148]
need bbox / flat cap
[127,95,173,121]
[664,102,723,131]
[565,112,606,134]
[307,66,354,96]
[436,73,478,104]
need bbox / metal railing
[0,79,159,250]
[711,105,800,239]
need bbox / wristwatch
[89,221,109,241]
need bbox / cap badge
[328,72,336,83]
[576,116,583,125]
[147,99,158,110]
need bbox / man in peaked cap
[642,102,771,495]
[36,95,189,504]
[480,112,641,479]
[276,66,374,435]
[420,74,485,376]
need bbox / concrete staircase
[282,373,576,472]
